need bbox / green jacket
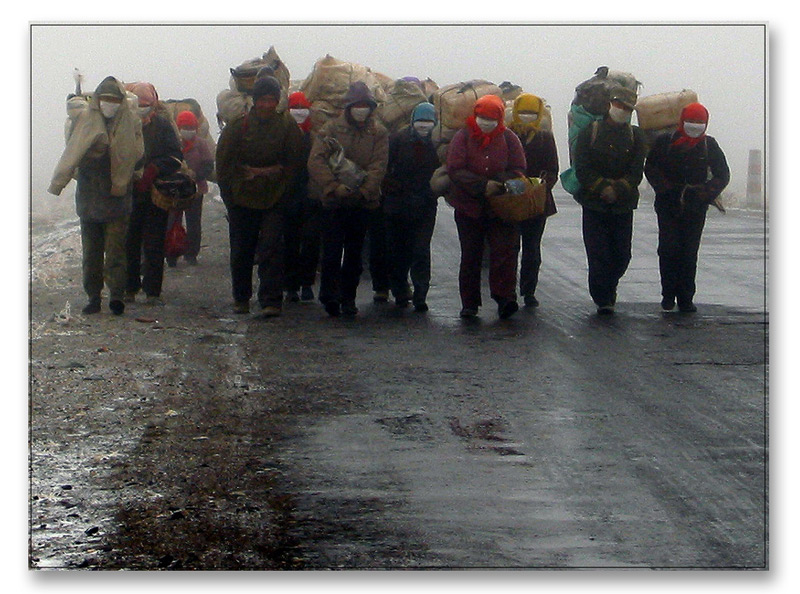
[216,110,303,210]
[573,118,647,214]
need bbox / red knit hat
[176,110,198,129]
[288,91,312,110]
[473,95,505,122]
[680,102,709,124]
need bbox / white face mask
[517,113,539,124]
[99,100,120,119]
[413,120,435,136]
[179,129,196,140]
[350,107,372,122]
[475,116,498,134]
[683,122,707,138]
[290,108,310,124]
[608,105,632,124]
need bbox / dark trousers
[581,207,634,307]
[81,216,128,302]
[385,207,437,303]
[166,195,203,261]
[283,199,322,291]
[518,215,547,298]
[319,206,370,305]
[126,193,169,297]
[454,210,519,309]
[656,207,707,306]
[367,207,390,292]
[228,204,284,307]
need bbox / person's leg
[104,216,129,306]
[518,215,546,304]
[582,208,615,308]
[80,220,104,311]
[255,207,285,309]
[141,202,169,298]
[340,208,370,308]
[454,210,485,311]
[228,204,260,305]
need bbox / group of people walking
[49,73,730,320]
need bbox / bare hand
[600,185,618,204]
[485,180,504,198]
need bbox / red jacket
[446,127,526,219]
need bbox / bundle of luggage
[377,77,437,134]
[635,89,699,149]
[216,46,291,129]
[298,54,389,130]
[161,97,217,155]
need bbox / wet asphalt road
[28,191,767,569]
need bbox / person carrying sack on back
[307,81,389,317]
[49,75,144,316]
[446,94,527,320]
[644,102,730,313]
[573,86,647,315]
[215,75,304,317]
[123,82,183,307]
[165,110,215,268]
[508,93,559,308]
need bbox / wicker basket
[151,173,199,211]
[488,177,547,222]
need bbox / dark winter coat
[140,114,183,186]
[644,132,730,216]
[382,126,440,217]
[573,118,647,214]
[446,127,527,219]
[284,128,313,205]
[516,129,559,218]
[216,109,304,210]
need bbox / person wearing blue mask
[381,102,441,311]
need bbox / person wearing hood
[282,91,322,303]
[165,110,215,267]
[381,101,440,311]
[644,102,730,313]
[216,75,304,316]
[307,81,389,317]
[446,94,527,320]
[49,75,144,316]
[573,86,647,315]
[508,93,560,308]
[123,81,183,307]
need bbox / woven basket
[151,173,199,211]
[488,177,547,222]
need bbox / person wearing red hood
[123,82,183,306]
[446,94,527,319]
[282,91,322,303]
[165,110,215,267]
[644,102,730,313]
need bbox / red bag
[165,218,188,259]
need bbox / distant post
[746,149,763,209]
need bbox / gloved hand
[334,184,354,199]
[485,180,504,198]
[600,183,618,204]
[136,163,159,193]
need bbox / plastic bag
[165,218,188,259]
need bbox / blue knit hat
[411,101,436,123]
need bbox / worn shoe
[233,301,250,315]
[414,301,429,313]
[166,257,178,268]
[300,286,314,302]
[524,294,540,308]
[145,295,165,307]
[459,307,478,319]
[109,299,125,316]
[498,300,519,319]
[395,297,410,309]
[261,305,282,317]
[597,304,615,315]
[185,255,198,266]
[82,298,101,315]
[661,296,676,311]
[285,290,300,303]
[341,301,359,316]
[123,291,137,304]
[373,290,389,303]
[324,301,341,317]
[678,301,697,313]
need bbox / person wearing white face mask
[307,81,389,317]
[508,93,560,308]
[48,75,144,316]
[165,110,215,267]
[644,102,730,313]
[381,102,441,311]
[573,86,647,315]
[282,92,322,304]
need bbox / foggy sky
[30,23,766,205]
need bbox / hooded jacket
[307,81,389,209]
[381,102,440,217]
[49,76,144,222]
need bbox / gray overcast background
[30,23,766,207]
